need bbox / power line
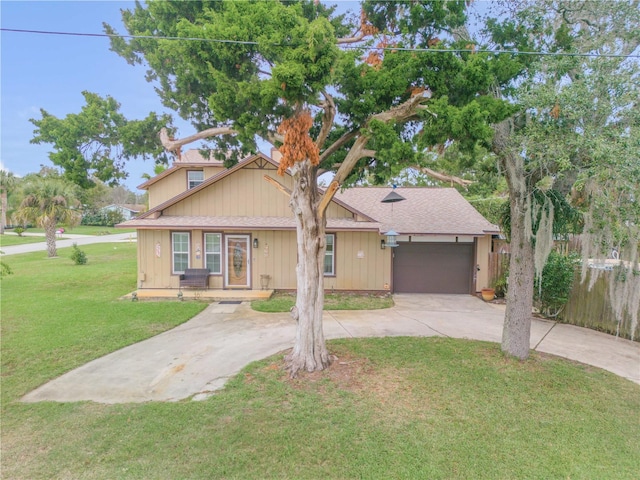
[2,27,639,59]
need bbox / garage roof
[335,187,499,236]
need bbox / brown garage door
[393,243,474,294]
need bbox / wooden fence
[487,253,639,341]
[560,269,639,341]
[488,252,510,289]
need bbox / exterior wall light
[380,239,386,250]
[253,238,259,248]
[384,230,400,248]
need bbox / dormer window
[187,170,204,189]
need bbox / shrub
[493,271,509,298]
[534,250,579,317]
[81,209,126,227]
[1,261,12,276]
[70,243,88,265]
[13,227,25,236]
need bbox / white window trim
[187,170,204,189]
[172,232,190,274]
[204,232,222,275]
[324,233,335,276]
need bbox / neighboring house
[118,151,498,294]
[102,204,147,220]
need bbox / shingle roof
[119,215,380,232]
[137,150,226,190]
[335,187,499,236]
[127,154,497,236]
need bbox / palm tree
[14,177,81,257]
[0,171,17,234]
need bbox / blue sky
[0,0,363,191]
[1,1,178,190]
[2,1,489,191]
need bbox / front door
[225,235,250,288]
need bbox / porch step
[122,289,274,302]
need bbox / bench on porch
[179,268,210,289]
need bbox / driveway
[0,232,137,256]
[22,294,640,404]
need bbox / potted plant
[481,288,495,302]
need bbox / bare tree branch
[319,94,430,211]
[266,131,284,146]
[315,91,336,150]
[319,130,358,164]
[263,174,292,197]
[337,31,366,44]
[418,167,473,187]
[159,126,238,153]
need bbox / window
[187,170,204,189]
[324,233,335,276]
[204,233,222,274]
[172,232,190,274]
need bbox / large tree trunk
[44,221,58,258]
[495,119,535,360]
[1,191,7,235]
[285,159,331,376]
[502,176,535,359]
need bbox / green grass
[13,225,136,235]
[252,291,394,312]
[1,243,206,404]
[2,245,640,479]
[0,234,51,246]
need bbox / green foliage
[500,189,582,243]
[70,243,88,265]
[30,91,172,188]
[14,176,81,230]
[468,197,508,226]
[493,272,508,298]
[0,260,12,277]
[81,209,126,227]
[535,251,579,317]
[13,226,25,236]
[103,0,525,186]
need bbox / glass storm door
[225,235,250,288]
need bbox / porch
[122,288,274,302]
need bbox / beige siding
[250,230,298,289]
[137,228,390,292]
[324,231,390,291]
[475,234,492,292]
[147,165,225,209]
[137,229,179,289]
[164,162,356,220]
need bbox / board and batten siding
[147,165,226,209]
[163,164,355,219]
[164,166,292,217]
[136,228,389,291]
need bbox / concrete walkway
[22,294,640,404]
[0,232,137,255]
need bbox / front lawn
[2,244,639,479]
[0,234,52,247]
[1,243,206,404]
[252,291,394,312]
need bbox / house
[102,204,147,220]
[118,151,498,294]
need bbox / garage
[392,242,474,294]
